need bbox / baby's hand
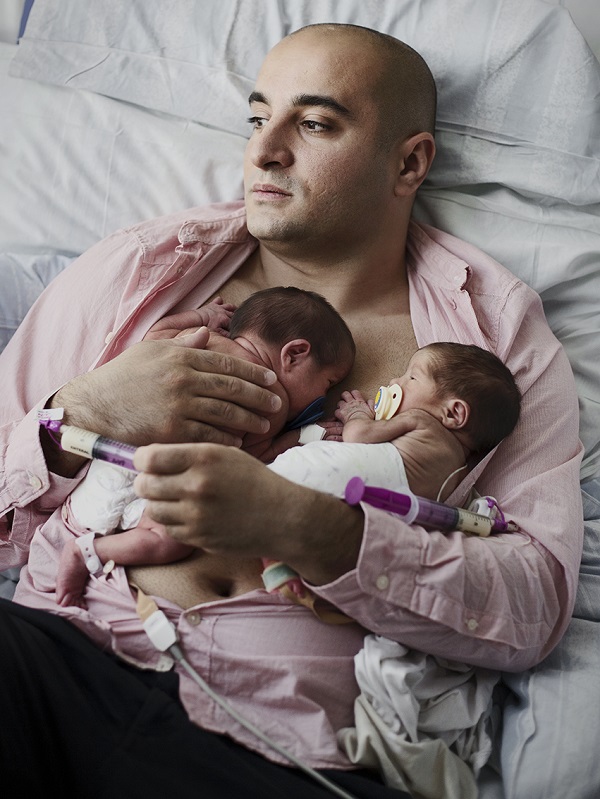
[335,390,375,425]
[144,297,236,340]
[201,296,236,336]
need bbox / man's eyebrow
[292,93,353,117]
[248,91,353,118]
[248,90,267,106]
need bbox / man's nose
[247,119,294,170]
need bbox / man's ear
[280,339,312,372]
[440,398,470,430]
[394,132,435,197]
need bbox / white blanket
[339,635,499,799]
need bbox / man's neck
[252,235,411,316]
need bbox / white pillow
[0,41,245,256]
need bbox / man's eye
[247,116,267,130]
[302,120,330,132]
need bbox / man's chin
[246,218,302,243]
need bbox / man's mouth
[252,183,293,199]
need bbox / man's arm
[43,331,281,477]
[133,442,365,584]
[0,224,278,565]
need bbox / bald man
[0,24,583,798]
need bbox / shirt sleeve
[312,283,584,672]
[0,228,146,567]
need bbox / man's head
[244,24,436,256]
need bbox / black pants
[0,599,411,798]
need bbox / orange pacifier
[373,384,403,420]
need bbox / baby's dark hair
[229,286,356,367]
[423,342,521,454]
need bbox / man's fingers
[134,442,211,475]
[185,395,275,436]
[135,504,189,539]
[187,368,281,414]
[184,346,278,390]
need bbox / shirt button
[375,574,389,591]
[105,331,115,344]
[28,474,42,491]
[466,618,478,631]
[186,612,201,626]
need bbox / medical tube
[58,425,138,472]
[344,477,517,535]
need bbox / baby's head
[388,342,521,454]
[230,286,355,419]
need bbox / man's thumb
[171,326,211,349]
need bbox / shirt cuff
[309,502,421,615]
[4,396,86,518]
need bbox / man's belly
[128,550,265,609]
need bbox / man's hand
[46,329,281,475]
[133,442,365,585]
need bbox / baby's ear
[441,398,470,430]
[280,339,312,371]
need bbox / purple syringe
[39,418,138,472]
[344,477,518,536]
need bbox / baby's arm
[335,390,376,441]
[337,390,417,443]
[144,296,236,340]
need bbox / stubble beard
[246,208,310,244]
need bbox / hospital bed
[0,1,599,797]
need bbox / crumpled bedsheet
[338,634,499,799]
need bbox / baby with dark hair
[56,287,355,607]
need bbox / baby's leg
[56,521,193,608]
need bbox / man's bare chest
[326,315,419,414]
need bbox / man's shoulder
[125,200,250,251]
[407,220,532,301]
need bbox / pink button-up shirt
[0,202,583,769]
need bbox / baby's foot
[56,539,90,608]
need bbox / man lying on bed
[0,23,583,798]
